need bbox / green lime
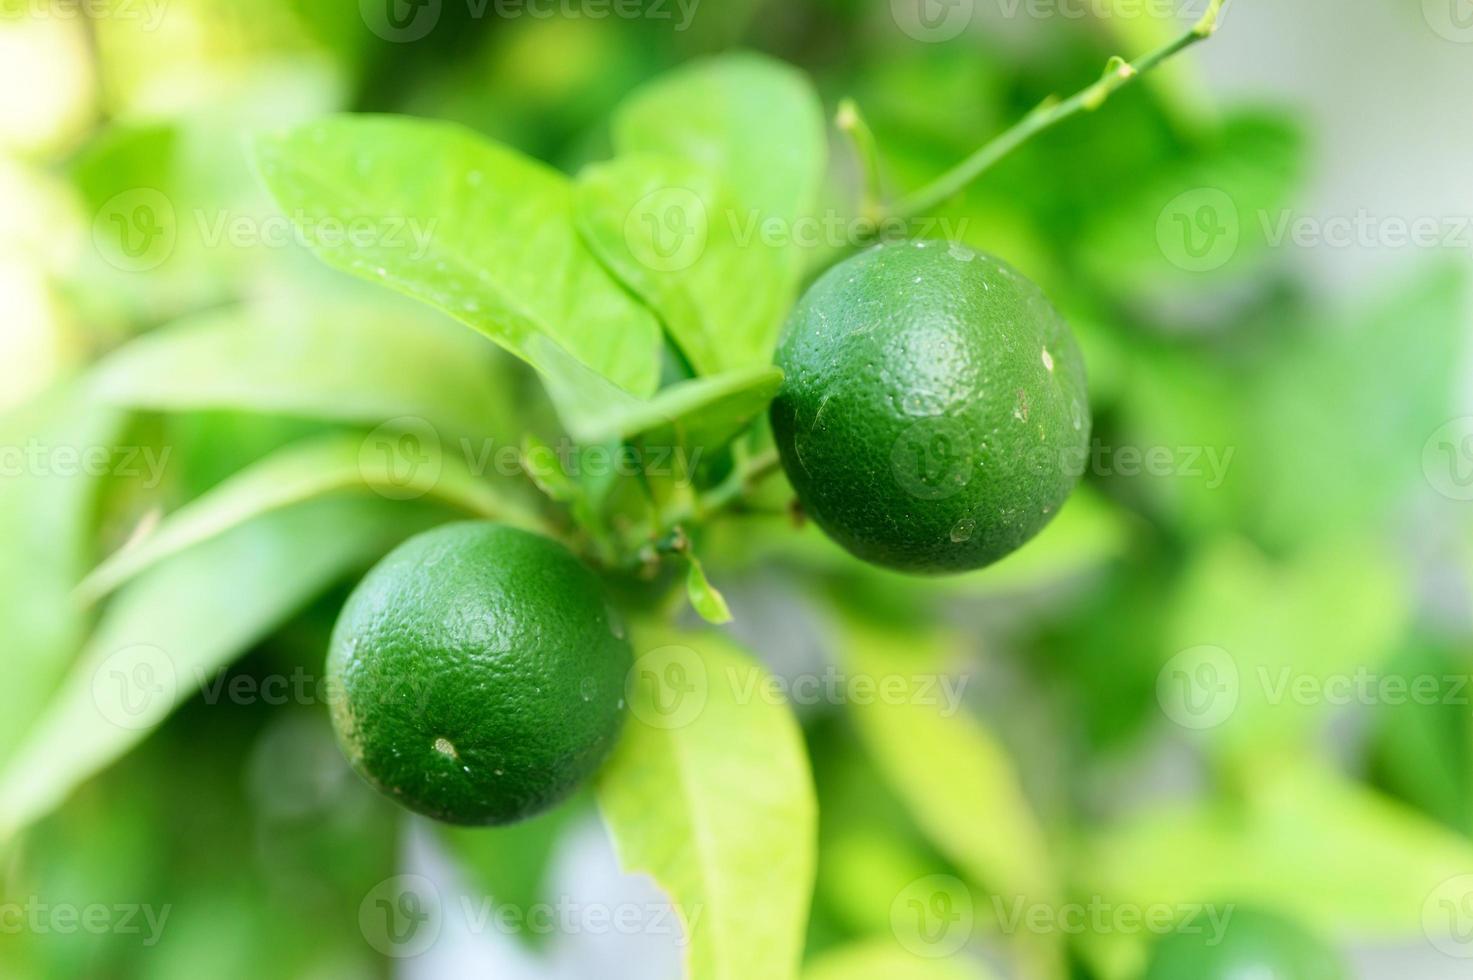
[770,240,1090,574]
[326,521,630,825]
[1143,907,1348,980]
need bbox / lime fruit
[770,240,1090,574]
[326,521,630,825]
[1143,907,1347,980]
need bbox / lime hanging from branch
[770,240,1090,574]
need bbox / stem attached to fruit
[888,0,1226,222]
[837,98,887,223]
[699,447,783,519]
[607,447,783,571]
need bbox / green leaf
[253,114,663,398]
[1245,263,1466,547]
[66,68,347,324]
[519,432,582,503]
[839,618,1065,980]
[1163,538,1407,758]
[1366,644,1473,836]
[803,940,999,980]
[1111,343,1249,537]
[89,303,514,443]
[598,627,815,980]
[529,332,781,449]
[0,495,436,839]
[685,554,733,625]
[1077,111,1304,301]
[614,53,826,242]
[75,432,544,605]
[0,390,123,766]
[611,52,826,340]
[588,366,784,450]
[1075,762,1473,977]
[576,153,791,374]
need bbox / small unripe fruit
[327,522,630,825]
[771,240,1090,574]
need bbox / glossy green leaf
[614,53,826,240]
[576,153,791,374]
[598,627,815,980]
[0,495,437,839]
[89,303,514,443]
[612,52,825,324]
[254,114,663,397]
[74,433,544,605]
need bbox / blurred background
[2,0,1472,977]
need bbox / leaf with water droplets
[254,115,663,402]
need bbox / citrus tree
[4,0,1470,977]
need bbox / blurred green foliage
[1,0,1469,978]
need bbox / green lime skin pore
[326,522,631,826]
[771,240,1090,574]
[1142,907,1348,980]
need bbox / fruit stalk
[836,98,887,222]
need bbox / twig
[889,0,1225,221]
[837,98,886,222]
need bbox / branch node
[1192,0,1226,37]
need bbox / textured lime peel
[771,240,1090,575]
[326,522,631,825]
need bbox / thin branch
[889,0,1226,221]
[837,98,886,221]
